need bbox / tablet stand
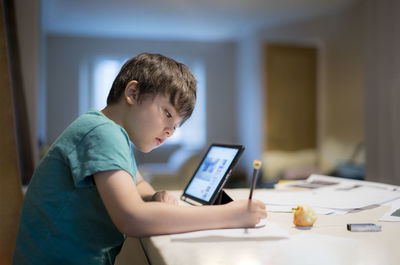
[213,189,233,205]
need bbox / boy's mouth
[155,137,165,146]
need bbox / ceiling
[42,0,358,40]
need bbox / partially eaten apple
[292,205,317,227]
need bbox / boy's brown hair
[107,52,197,125]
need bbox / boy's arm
[94,169,267,237]
[135,171,155,199]
[135,171,177,204]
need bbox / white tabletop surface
[140,189,400,265]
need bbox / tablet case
[213,190,233,205]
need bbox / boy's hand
[227,199,267,228]
[151,191,178,205]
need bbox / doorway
[263,44,318,180]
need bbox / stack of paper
[258,175,400,215]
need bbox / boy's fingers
[251,200,267,217]
[248,199,266,210]
[153,191,178,205]
[254,199,266,208]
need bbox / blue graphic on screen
[185,146,239,201]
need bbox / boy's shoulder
[54,110,130,150]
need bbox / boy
[13,53,267,264]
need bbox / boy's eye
[165,109,172,118]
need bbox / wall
[253,2,365,174]
[14,0,40,165]
[45,35,239,160]
[364,0,400,185]
[236,33,264,180]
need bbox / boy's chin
[131,142,154,153]
[138,145,157,153]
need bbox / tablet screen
[182,144,244,205]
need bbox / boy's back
[13,110,137,265]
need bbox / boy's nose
[164,127,174,138]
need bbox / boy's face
[123,83,182,153]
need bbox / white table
[139,189,400,265]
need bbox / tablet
[181,143,244,205]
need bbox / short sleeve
[66,123,137,188]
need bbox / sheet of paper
[380,198,400,221]
[254,184,400,211]
[275,174,400,192]
[170,219,289,240]
[307,174,400,191]
[266,204,335,215]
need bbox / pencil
[249,160,262,200]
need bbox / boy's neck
[101,104,124,128]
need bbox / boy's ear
[124,80,139,105]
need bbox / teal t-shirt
[13,110,137,265]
